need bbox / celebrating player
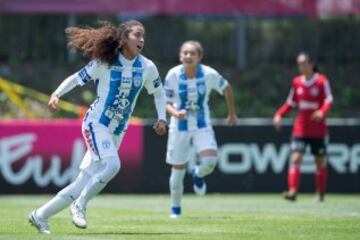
[273,52,333,202]
[164,40,237,218]
[29,20,167,234]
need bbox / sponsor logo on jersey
[118,98,130,109]
[133,67,144,73]
[110,66,125,71]
[298,100,319,110]
[310,87,319,96]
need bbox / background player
[273,52,333,202]
[164,40,237,218]
[29,20,167,234]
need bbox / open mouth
[137,45,143,50]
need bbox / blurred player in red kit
[273,52,333,202]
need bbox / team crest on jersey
[102,140,111,149]
[297,87,304,95]
[198,84,206,95]
[133,75,142,87]
[310,87,319,96]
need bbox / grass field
[0,194,359,240]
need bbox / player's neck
[121,49,137,61]
[184,66,197,79]
[304,72,314,81]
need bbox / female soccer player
[164,40,237,218]
[273,52,333,202]
[29,20,167,234]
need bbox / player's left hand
[153,119,167,136]
[227,113,237,126]
[311,110,324,122]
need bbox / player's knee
[58,171,90,201]
[99,156,121,183]
[200,156,217,175]
[291,152,302,165]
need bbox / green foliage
[0,15,359,118]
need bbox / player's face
[122,25,145,57]
[179,43,202,68]
[297,54,313,75]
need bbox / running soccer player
[273,52,333,202]
[164,40,237,218]
[29,20,167,234]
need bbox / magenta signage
[0,119,143,193]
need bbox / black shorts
[290,137,328,156]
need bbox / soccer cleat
[70,202,87,229]
[169,207,181,219]
[28,210,51,234]
[192,169,207,196]
[283,191,297,202]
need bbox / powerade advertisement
[0,119,359,193]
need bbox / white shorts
[166,127,218,165]
[81,122,124,162]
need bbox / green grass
[0,194,359,240]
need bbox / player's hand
[48,93,59,112]
[273,115,282,131]
[175,109,187,120]
[153,119,167,136]
[227,113,237,126]
[311,110,324,122]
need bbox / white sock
[195,156,217,178]
[76,178,107,208]
[169,168,186,207]
[37,195,71,219]
[36,171,92,219]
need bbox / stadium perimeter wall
[0,118,359,194]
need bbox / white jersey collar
[301,73,318,86]
[119,53,138,66]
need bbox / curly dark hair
[65,20,144,65]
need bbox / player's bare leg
[169,164,186,218]
[192,149,217,196]
[315,156,327,203]
[284,151,302,202]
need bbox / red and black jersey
[275,73,333,138]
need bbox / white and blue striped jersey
[164,64,228,131]
[76,54,162,135]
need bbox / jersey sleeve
[275,81,297,117]
[319,78,333,115]
[286,83,297,107]
[164,70,176,103]
[208,69,228,95]
[76,60,100,86]
[144,63,162,95]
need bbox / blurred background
[0,0,359,194]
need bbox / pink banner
[0,119,143,193]
[1,0,358,15]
